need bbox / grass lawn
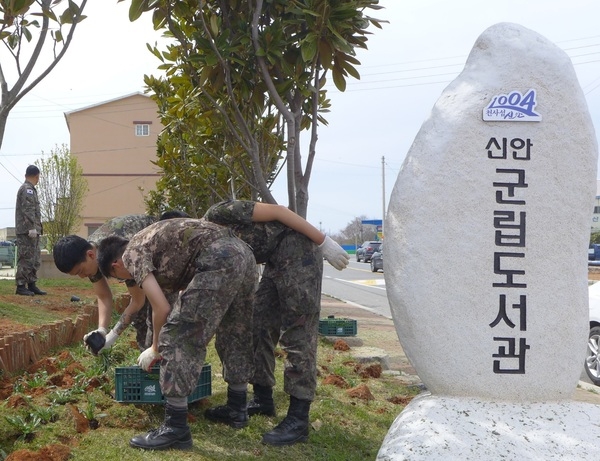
[0,278,418,460]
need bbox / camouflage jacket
[89,214,157,245]
[88,214,157,283]
[122,218,231,292]
[15,180,41,235]
[204,200,288,264]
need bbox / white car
[585,281,600,385]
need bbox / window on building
[86,224,101,237]
[594,206,600,214]
[135,124,150,136]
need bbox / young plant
[69,375,88,395]
[24,371,49,389]
[31,404,59,424]
[81,395,106,430]
[48,389,78,405]
[5,414,41,442]
[82,395,96,421]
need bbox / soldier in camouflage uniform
[15,165,46,296]
[204,200,349,446]
[53,214,157,351]
[96,218,257,451]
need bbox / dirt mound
[5,444,71,461]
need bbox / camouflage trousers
[252,231,323,401]
[15,235,40,286]
[158,236,257,398]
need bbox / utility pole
[382,155,386,239]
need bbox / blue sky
[1,0,599,235]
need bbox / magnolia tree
[36,144,88,252]
[0,0,88,150]
[120,0,384,218]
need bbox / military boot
[16,284,34,296]
[129,403,192,450]
[28,283,46,295]
[204,387,248,428]
[247,384,276,417]
[261,396,311,446]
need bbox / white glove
[28,229,38,238]
[319,236,350,271]
[137,347,162,371]
[99,330,119,353]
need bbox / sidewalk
[0,266,14,279]
[319,294,600,405]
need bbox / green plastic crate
[115,363,211,404]
[318,317,357,336]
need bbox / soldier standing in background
[15,165,46,296]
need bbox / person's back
[89,214,157,246]
[204,200,288,263]
[119,218,229,292]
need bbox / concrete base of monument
[377,393,600,460]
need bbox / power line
[2,36,599,118]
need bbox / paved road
[322,259,390,318]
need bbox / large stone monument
[379,23,600,460]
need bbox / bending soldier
[97,218,257,451]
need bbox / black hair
[159,210,190,220]
[25,165,40,177]
[53,235,93,273]
[97,235,129,279]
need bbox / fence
[0,305,98,374]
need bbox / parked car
[586,281,600,385]
[0,241,15,268]
[589,243,600,261]
[370,245,383,272]
[356,240,381,263]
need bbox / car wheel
[356,254,361,262]
[585,326,600,385]
[370,260,378,272]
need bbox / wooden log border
[0,306,98,375]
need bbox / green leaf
[22,26,32,42]
[210,13,219,36]
[129,0,149,22]
[59,8,73,24]
[152,8,166,29]
[12,0,34,16]
[332,67,347,92]
[300,37,317,63]
[204,53,219,66]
